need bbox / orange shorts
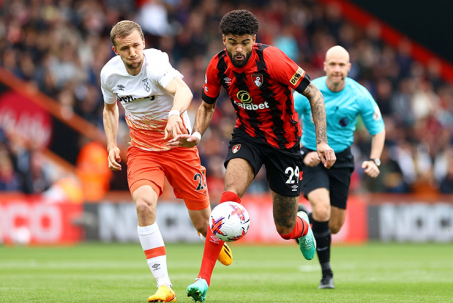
[127,146,210,211]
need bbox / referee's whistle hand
[317,143,336,169]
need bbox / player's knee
[312,205,330,222]
[135,198,155,216]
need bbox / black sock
[311,217,332,277]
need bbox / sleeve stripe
[202,90,218,104]
[294,77,311,94]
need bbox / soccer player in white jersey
[100,20,233,302]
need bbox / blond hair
[110,20,144,46]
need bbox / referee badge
[232,144,241,154]
[252,73,263,87]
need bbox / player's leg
[195,158,255,282]
[263,144,315,259]
[307,187,334,288]
[301,161,333,289]
[329,206,346,234]
[127,147,176,302]
[187,141,259,301]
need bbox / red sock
[198,227,224,285]
[279,217,308,240]
[220,191,241,204]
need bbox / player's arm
[362,129,386,178]
[167,99,217,148]
[103,102,122,171]
[359,87,386,178]
[168,56,221,147]
[164,76,193,139]
[300,83,336,168]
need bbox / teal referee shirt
[294,76,385,153]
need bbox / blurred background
[0,0,452,246]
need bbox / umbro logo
[117,84,125,91]
[210,235,221,244]
[151,263,161,271]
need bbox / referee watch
[370,158,381,167]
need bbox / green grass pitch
[1,242,452,302]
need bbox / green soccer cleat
[297,211,317,260]
[186,278,208,302]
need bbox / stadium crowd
[0,0,452,200]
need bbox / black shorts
[224,129,302,197]
[301,147,354,209]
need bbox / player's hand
[167,134,200,147]
[164,115,186,140]
[316,142,336,169]
[362,161,380,178]
[108,146,122,171]
[304,152,321,167]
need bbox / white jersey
[100,48,191,151]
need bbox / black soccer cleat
[318,274,335,289]
[295,204,309,244]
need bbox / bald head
[325,45,350,63]
[324,45,351,92]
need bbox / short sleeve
[265,47,309,90]
[100,69,117,104]
[358,86,385,135]
[152,51,183,89]
[202,57,222,104]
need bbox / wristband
[168,110,180,117]
[192,131,202,141]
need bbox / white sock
[137,224,172,288]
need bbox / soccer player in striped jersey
[168,10,336,302]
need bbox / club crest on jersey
[232,144,241,154]
[252,73,263,87]
[142,78,150,92]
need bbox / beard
[125,59,142,70]
[227,50,252,68]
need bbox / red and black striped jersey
[202,43,310,150]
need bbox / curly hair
[219,10,260,36]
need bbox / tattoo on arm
[272,193,298,229]
[302,83,327,144]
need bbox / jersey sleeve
[150,50,183,89]
[202,56,222,104]
[100,68,117,104]
[264,47,310,92]
[358,86,385,135]
[293,91,310,117]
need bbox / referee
[294,45,385,289]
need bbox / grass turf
[0,242,452,302]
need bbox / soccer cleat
[217,243,233,266]
[186,278,208,302]
[297,211,317,260]
[295,204,309,245]
[319,274,335,289]
[148,285,177,302]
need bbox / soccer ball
[209,202,250,242]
